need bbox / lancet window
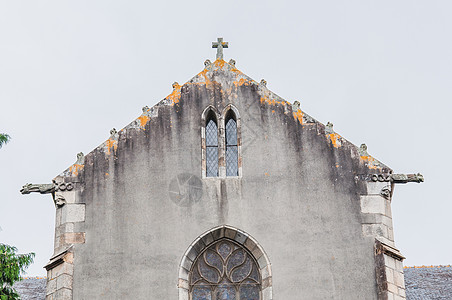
[225,111,238,177]
[190,239,261,300]
[202,105,241,178]
[205,112,219,177]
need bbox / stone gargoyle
[391,173,424,184]
[20,183,55,195]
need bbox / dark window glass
[218,241,232,260]
[190,240,261,300]
[225,115,238,176]
[193,286,212,300]
[216,286,236,300]
[231,257,253,282]
[225,118,237,146]
[239,284,260,300]
[206,147,218,177]
[198,256,220,283]
[226,249,246,273]
[206,119,218,146]
[206,117,218,177]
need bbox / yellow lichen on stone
[327,133,342,148]
[137,115,151,129]
[260,94,286,106]
[359,155,380,170]
[293,110,304,125]
[106,138,118,155]
[69,164,84,176]
[168,83,182,106]
[233,77,252,87]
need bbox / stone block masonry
[44,177,86,300]
[360,179,407,300]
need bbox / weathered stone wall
[50,60,403,299]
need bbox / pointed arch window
[202,105,241,179]
[190,239,261,300]
[206,112,219,177]
[225,111,238,177]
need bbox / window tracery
[190,239,261,300]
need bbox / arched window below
[225,111,238,176]
[206,112,219,177]
[190,239,261,300]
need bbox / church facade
[24,39,423,300]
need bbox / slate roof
[13,277,46,300]
[12,267,452,299]
[405,266,452,299]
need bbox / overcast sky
[0,1,450,276]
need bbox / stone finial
[229,59,236,67]
[212,37,228,60]
[75,152,84,165]
[260,79,267,87]
[326,122,334,133]
[142,106,150,113]
[359,143,369,156]
[172,82,179,90]
[110,128,117,136]
[292,101,300,111]
[204,59,212,67]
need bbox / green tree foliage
[0,134,11,149]
[0,244,35,300]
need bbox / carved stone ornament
[142,106,150,113]
[355,173,391,182]
[359,144,369,156]
[75,152,84,165]
[325,122,334,134]
[228,59,236,67]
[204,59,212,67]
[57,182,73,191]
[172,82,179,90]
[371,174,391,182]
[260,79,267,87]
[54,195,66,207]
[20,183,55,195]
[20,181,74,195]
[391,173,424,184]
[110,128,117,136]
[380,186,391,199]
[292,101,300,111]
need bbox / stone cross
[212,38,228,60]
